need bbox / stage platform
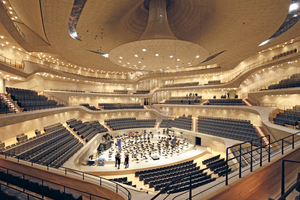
[78,146,207,174]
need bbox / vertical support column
[281,160,285,196]
[250,141,253,172]
[225,147,229,185]
[0,78,5,94]
[189,175,192,200]
[268,135,271,163]
[260,138,263,167]
[282,139,284,155]
[239,144,242,178]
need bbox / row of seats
[135,160,193,177]
[17,126,82,168]
[36,137,80,167]
[205,99,245,106]
[6,87,64,111]
[140,163,197,182]
[265,73,300,90]
[108,177,136,187]
[198,116,260,145]
[113,90,128,94]
[167,175,216,194]
[80,103,101,111]
[0,183,41,200]
[202,154,220,165]
[162,82,199,88]
[136,161,205,192]
[205,80,221,85]
[169,96,202,100]
[198,116,251,124]
[272,48,297,60]
[67,119,107,142]
[231,146,277,168]
[112,90,150,94]
[134,90,150,94]
[135,160,215,193]
[0,100,12,114]
[274,106,300,127]
[0,168,82,200]
[163,99,200,105]
[98,103,144,110]
[160,119,173,128]
[105,118,156,130]
[3,122,83,168]
[160,115,192,130]
[204,157,231,177]
[2,125,65,155]
[44,123,62,133]
[50,89,85,93]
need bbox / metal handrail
[0,153,132,200]
[150,173,196,200]
[249,75,291,92]
[278,160,300,200]
[225,131,300,185]
[0,182,42,199]
[1,3,26,41]
[170,131,300,200]
[0,54,24,70]
[0,165,110,200]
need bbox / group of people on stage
[186,93,198,97]
[160,135,179,148]
[115,152,129,169]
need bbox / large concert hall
[0,0,300,199]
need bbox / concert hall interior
[1,0,300,199]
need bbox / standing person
[115,152,119,167]
[171,136,177,148]
[117,153,121,169]
[124,153,129,169]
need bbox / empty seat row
[6,87,64,112]
[98,103,144,110]
[202,154,221,165]
[106,119,156,130]
[0,168,82,200]
[162,82,199,88]
[69,119,107,142]
[206,99,245,106]
[273,108,300,127]
[198,116,259,144]
[160,115,192,130]
[3,126,67,156]
[264,72,300,90]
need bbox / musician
[171,136,177,148]
[124,153,129,169]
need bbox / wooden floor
[203,146,300,200]
[0,158,125,200]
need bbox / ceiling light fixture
[108,0,208,71]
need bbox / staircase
[64,124,86,145]
[243,98,253,106]
[255,126,271,146]
[102,123,112,131]
[200,100,209,105]
[0,93,22,113]
[155,121,160,129]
